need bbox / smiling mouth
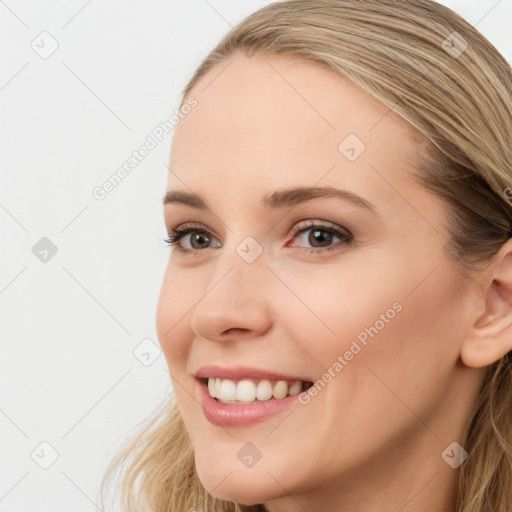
[201,377,314,404]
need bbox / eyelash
[163,220,353,255]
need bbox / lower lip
[198,379,304,428]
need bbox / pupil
[191,233,209,249]
[310,229,332,247]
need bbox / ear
[461,239,512,368]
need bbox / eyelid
[288,218,352,238]
[167,219,350,238]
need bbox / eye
[288,220,352,253]
[163,222,221,253]
[163,220,353,254]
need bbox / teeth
[220,379,237,401]
[272,380,288,399]
[256,380,273,401]
[237,379,257,402]
[208,378,215,397]
[207,377,306,403]
[288,380,302,395]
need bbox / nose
[189,250,273,343]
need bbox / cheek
[274,262,403,363]
[323,260,464,432]
[287,253,463,408]
[155,268,193,370]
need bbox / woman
[101,1,512,510]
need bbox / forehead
[168,52,424,201]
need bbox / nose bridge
[189,237,272,341]
[214,231,268,286]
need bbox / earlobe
[460,243,512,368]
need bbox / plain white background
[1,1,510,510]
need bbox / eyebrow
[162,186,380,216]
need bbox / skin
[156,52,512,512]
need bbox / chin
[193,450,286,505]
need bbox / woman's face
[156,53,482,509]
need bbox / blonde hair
[100,1,512,510]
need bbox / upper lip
[195,365,312,382]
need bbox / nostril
[221,328,248,336]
